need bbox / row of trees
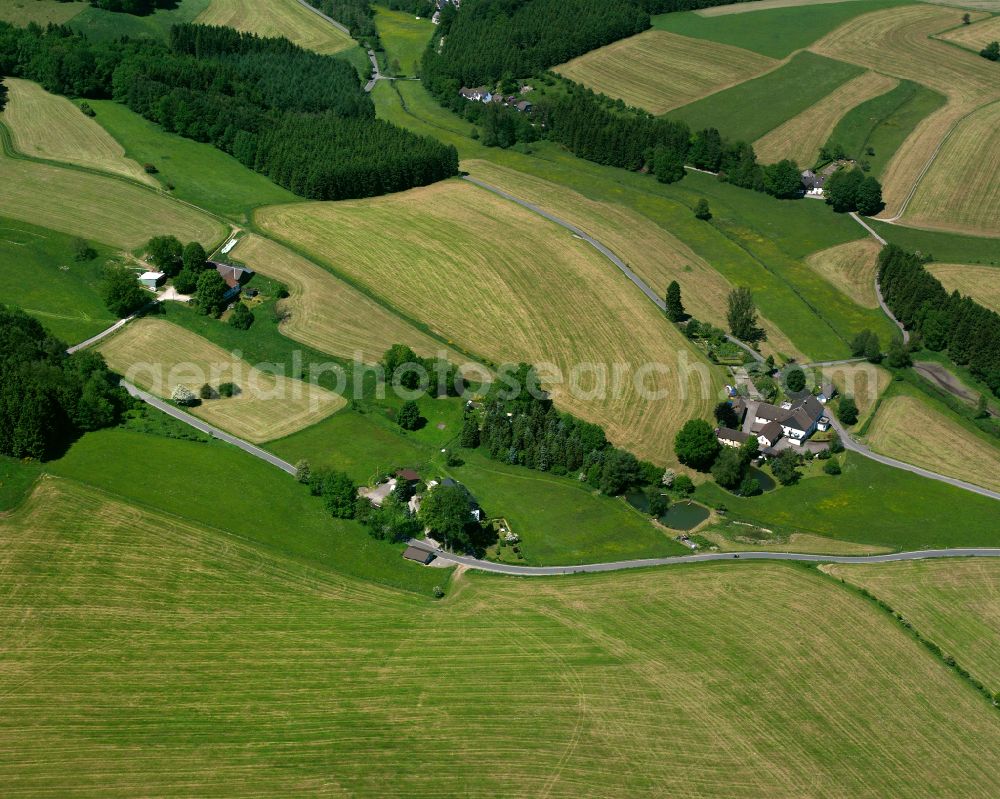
[86,0,176,15]
[0,305,126,459]
[468,364,660,496]
[878,245,1000,396]
[0,22,458,200]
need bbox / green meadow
[871,220,1000,265]
[69,0,211,41]
[825,79,947,177]
[652,0,914,59]
[0,455,40,511]
[695,452,1000,551]
[666,51,864,142]
[0,215,115,343]
[89,100,298,222]
[374,4,433,76]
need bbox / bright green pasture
[871,220,1000,266]
[0,455,40,511]
[666,51,864,142]
[69,0,211,41]
[374,4,433,76]
[825,79,946,176]
[695,452,1000,551]
[0,215,115,343]
[89,100,297,222]
[47,427,443,594]
[652,0,915,59]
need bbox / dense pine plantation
[0,306,125,460]
[878,246,1000,397]
[0,21,458,199]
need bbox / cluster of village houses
[430,0,460,25]
[458,86,534,112]
[715,386,836,456]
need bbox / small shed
[139,271,165,289]
[396,468,421,483]
[402,544,436,565]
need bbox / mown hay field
[904,100,1000,235]
[0,0,84,25]
[824,360,890,425]
[926,262,1000,313]
[554,29,776,115]
[804,237,881,309]
[866,391,1000,493]
[257,181,721,464]
[754,71,897,166]
[5,478,1000,796]
[196,0,354,54]
[0,150,225,249]
[464,159,805,361]
[232,234,468,364]
[2,79,156,186]
[810,6,1000,219]
[828,559,1000,694]
[938,13,1000,50]
[99,318,345,442]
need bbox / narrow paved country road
[463,175,765,363]
[296,0,351,35]
[120,381,298,477]
[66,302,157,354]
[851,212,909,345]
[409,539,1000,576]
[364,49,380,92]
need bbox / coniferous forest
[878,245,1000,396]
[0,22,458,200]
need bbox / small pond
[626,491,650,513]
[659,501,710,531]
[748,466,776,492]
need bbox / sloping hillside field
[5,478,1000,795]
[926,263,1000,313]
[99,318,345,442]
[554,29,776,115]
[257,180,720,464]
[196,0,354,54]
[1,79,156,185]
[811,5,1000,221]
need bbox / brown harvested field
[197,0,355,54]
[231,234,469,365]
[811,6,999,219]
[0,149,225,250]
[904,101,1000,235]
[804,238,881,309]
[99,318,345,442]
[823,361,890,425]
[462,160,804,362]
[703,526,891,555]
[926,263,1000,313]
[827,559,1000,694]
[754,71,898,166]
[257,181,723,464]
[866,392,1000,492]
[554,29,776,115]
[696,0,867,15]
[2,79,157,186]
[938,14,1000,51]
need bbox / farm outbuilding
[402,544,437,565]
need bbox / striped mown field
[231,234,468,365]
[828,558,1000,694]
[753,71,898,166]
[866,391,1000,493]
[554,29,776,115]
[99,318,345,442]
[811,5,1000,221]
[257,180,722,465]
[926,262,1000,313]
[5,478,1000,796]
[0,149,225,250]
[937,12,1000,50]
[196,0,355,54]
[463,159,805,362]
[2,79,156,186]
[904,100,1000,236]
[804,237,881,309]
